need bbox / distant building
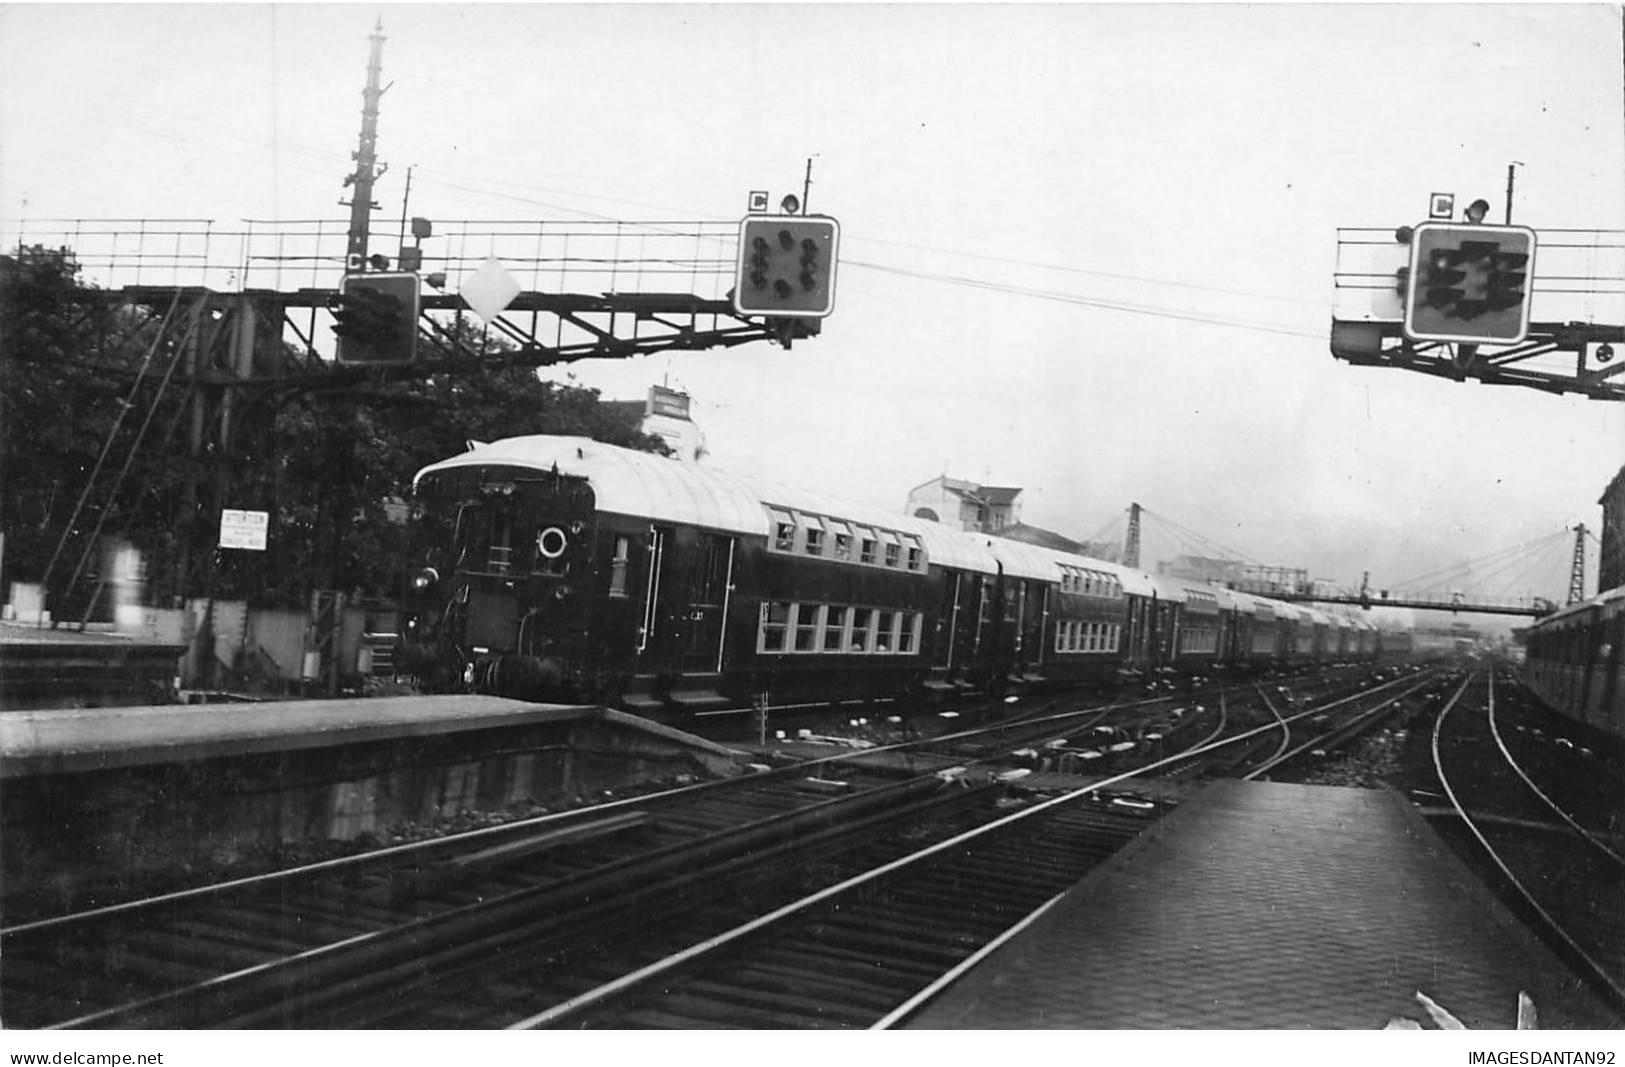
[906,476,1023,532]
[1415,622,1481,654]
[1599,463,1625,593]
[605,384,707,462]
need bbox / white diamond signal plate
[461,257,522,322]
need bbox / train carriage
[1020,545,1130,688]
[1591,590,1625,735]
[1211,585,1251,668]
[399,434,1417,717]
[742,490,945,709]
[978,537,1063,688]
[914,523,1002,695]
[1304,606,1333,661]
[1285,606,1316,660]
[1115,565,1161,677]
[1245,595,1281,663]
[1524,589,1625,740]
[1170,582,1221,669]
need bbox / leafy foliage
[0,246,669,612]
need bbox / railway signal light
[330,272,420,364]
[1402,222,1536,345]
[733,215,839,318]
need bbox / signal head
[732,214,840,318]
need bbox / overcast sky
[3,2,1621,608]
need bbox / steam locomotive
[395,435,1412,716]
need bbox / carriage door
[933,572,963,670]
[681,533,735,672]
[1128,597,1150,668]
[635,527,669,667]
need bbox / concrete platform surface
[906,780,1620,1029]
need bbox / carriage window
[900,612,920,654]
[769,508,795,552]
[487,514,514,573]
[759,601,791,652]
[904,536,924,571]
[875,611,896,652]
[883,536,901,569]
[824,606,850,651]
[849,608,874,652]
[794,603,822,651]
[857,529,878,565]
[802,515,826,557]
[828,519,853,561]
[608,536,630,597]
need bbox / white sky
[2,2,1622,606]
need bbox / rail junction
[4,659,1620,1029]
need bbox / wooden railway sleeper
[60,774,993,1028]
[222,778,1005,1028]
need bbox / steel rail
[1242,677,1429,781]
[0,688,1159,938]
[1254,683,1296,766]
[1430,669,1625,1009]
[24,685,1204,1027]
[868,890,1070,1030]
[1484,672,1625,869]
[44,771,965,1029]
[507,667,1438,1028]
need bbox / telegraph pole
[1504,161,1522,224]
[343,21,388,271]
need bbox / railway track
[1421,667,1625,1014]
[504,800,1158,1029]
[4,662,1425,1029]
[1,684,1175,1028]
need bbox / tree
[1,246,670,614]
[0,247,194,617]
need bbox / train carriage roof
[413,435,1006,572]
[906,523,1002,575]
[414,436,771,534]
[1141,571,1190,603]
[1099,561,1158,598]
[980,536,1070,582]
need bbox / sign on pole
[219,509,269,551]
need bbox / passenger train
[395,436,1413,715]
[1521,587,1625,744]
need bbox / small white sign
[748,190,770,212]
[461,256,522,322]
[219,509,268,551]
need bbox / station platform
[0,695,741,778]
[906,779,1622,1029]
[0,619,184,710]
